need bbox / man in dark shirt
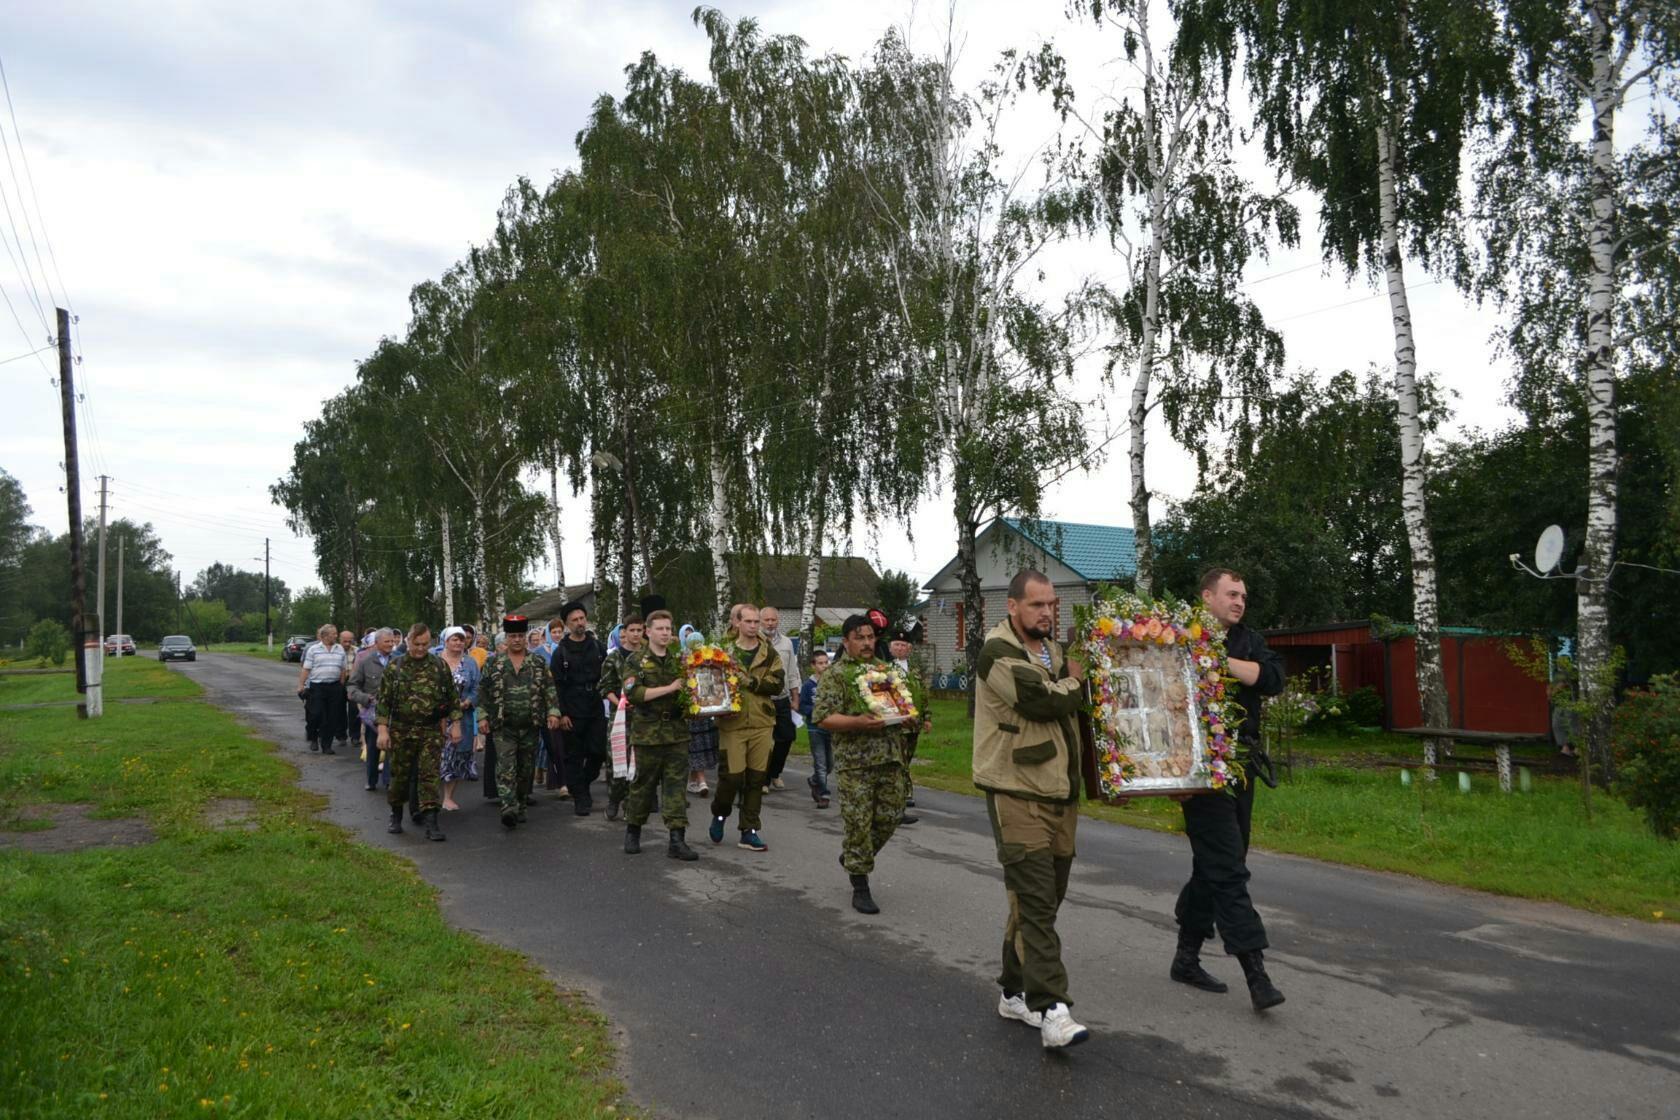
[550,601,608,815]
[1173,567,1287,1011]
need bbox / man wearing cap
[551,601,609,815]
[376,623,464,842]
[478,616,562,829]
[623,610,699,860]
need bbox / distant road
[173,652,1680,1120]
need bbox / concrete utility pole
[56,306,96,716]
[264,538,272,650]
[95,473,109,640]
[115,534,124,652]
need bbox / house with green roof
[919,517,1138,674]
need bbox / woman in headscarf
[437,625,481,811]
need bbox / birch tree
[1180,0,1509,765]
[1476,0,1678,771]
[863,24,1098,678]
[1070,0,1297,595]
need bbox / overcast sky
[1,0,1528,607]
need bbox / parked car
[157,635,197,662]
[103,633,136,656]
[281,635,311,662]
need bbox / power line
[0,342,49,365]
[0,54,70,310]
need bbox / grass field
[870,696,1679,922]
[0,659,624,1119]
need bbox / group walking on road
[294,563,1287,1052]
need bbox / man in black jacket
[1172,567,1288,1012]
[551,601,608,815]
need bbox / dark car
[103,633,137,656]
[281,635,311,662]
[157,635,196,662]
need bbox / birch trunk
[548,460,565,588]
[1377,117,1452,770]
[472,495,490,633]
[440,509,456,626]
[709,454,732,632]
[1129,206,1165,597]
[799,457,832,652]
[1577,0,1621,777]
[590,456,606,602]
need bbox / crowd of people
[289,565,1286,1052]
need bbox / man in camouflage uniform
[814,613,907,914]
[622,610,698,861]
[478,615,562,829]
[597,614,645,822]
[376,623,464,842]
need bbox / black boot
[1170,930,1229,993]
[850,873,880,914]
[423,809,446,842]
[623,824,642,855]
[1237,950,1285,1011]
[606,798,622,822]
[320,741,336,756]
[667,828,698,861]
[386,805,403,834]
[308,739,320,753]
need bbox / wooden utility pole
[56,307,97,715]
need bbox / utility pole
[56,307,98,717]
[264,537,272,650]
[95,473,109,641]
[115,534,125,653]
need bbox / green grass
[0,659,624,1119]
[889,696,1679,922]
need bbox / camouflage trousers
[387,725,443,813]
[496,728,540,813]
[626,744,689,831]
[837,760,906,875]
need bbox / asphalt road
[173,653,1680,1120]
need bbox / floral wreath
[1074,589,1244,797]
[683,644,742,716]
[836,659,918,721]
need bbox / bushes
[1612,674,1680,840]
[1346,685,1384,728]
[24,619,69,666]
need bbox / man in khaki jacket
[973,568,1090,1049]
[708,603,785,851]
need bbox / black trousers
[562,715,607,808]
[482,733,498,799]
[765,697,797,782]
[1175,776,1268,955]
[304,681,345,745]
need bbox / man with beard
[551,601,608,815]
[478,616,562,829]
[972,569,1089,1049]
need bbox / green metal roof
[1003,518,1138,582]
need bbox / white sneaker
[1039,1003,1090,1049]
[685,781,703,794]
[997,992,1043,1028]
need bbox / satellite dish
[1534,525,1565,575]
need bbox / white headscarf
[439,626,468,644]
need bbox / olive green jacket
[971,620,1085,803]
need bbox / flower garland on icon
[836,659,919,722]
[683,644,742,717]
[1074,590,1244,798]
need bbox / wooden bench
[1393,727,1550,791]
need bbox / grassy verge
[0,659,623,1118]
[874,697,1678,922]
